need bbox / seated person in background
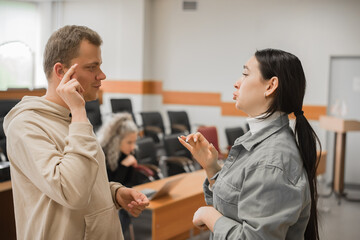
[98,112,141,236]
[98,113,138,187]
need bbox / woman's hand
[193,206,222,232]
[178,133,220,174]
[121,155,138,167]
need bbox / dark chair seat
[167,111,191,135]
[85,99,102,133]
[110,98,137,125]
[225,126,245,150]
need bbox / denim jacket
[204,114,310,240]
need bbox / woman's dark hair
[255,48,321,240]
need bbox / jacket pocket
[213,179,239,220]
[84,205,122,240]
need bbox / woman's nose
[234,79,241,89]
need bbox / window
[0,1,42,90]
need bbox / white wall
[150,0,360,105]
[58,0,147,80]
[148,0,360,183]
[44,0,360,183]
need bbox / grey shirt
[204,114,311,240]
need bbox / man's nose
[97,69,106,81]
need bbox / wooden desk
[316,151,327,176]
[319,116,360,196]
[0,180,16,240]
[133,170,207,240]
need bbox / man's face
[67,40,106,101]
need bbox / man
[3,25,149,239]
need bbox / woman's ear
[265,76,278,97]
[53,63,65,80]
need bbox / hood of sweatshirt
[3,96,71,136]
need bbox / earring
[264,93,267,98]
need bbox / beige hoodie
[3,96,124,240]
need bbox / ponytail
[294,114,321,240]
[255,48,321,240]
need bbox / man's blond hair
[43,25,102,79]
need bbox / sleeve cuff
[109,182,124,210]
[69,121,94,136]
[203,171,220,205]
[213,216,240,239]
[211,171,220,180]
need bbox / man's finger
[66,81,84,95]
[60,63,78,85]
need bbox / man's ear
[53,63,65,80]
[265,76,278,97]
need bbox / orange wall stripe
[143,81,162,94]
[220,102,247,117]
[222,101,327,120]
[162,91,221,106]
[0,89,46,99]
[100,81,143,94]
[99,80,327,120]
[302,105,327,120]
[288,105,327,120]
[100,80,162,94]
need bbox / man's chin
[84,93,98,102]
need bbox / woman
[98,112,139,237]
[179,49,321,240]
[98,113,138,187]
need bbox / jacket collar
[234,114,290,151]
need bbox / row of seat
[1,98,248,180]
[85,99,192,137]
[86,98,248,149]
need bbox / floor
[127,180,360,240]
[317,183,360,240]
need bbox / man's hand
[116,187,149,217]
[56,64,85,110]
[56,64,87,122]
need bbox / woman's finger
[185,133,196,143]
[193,132,208,144]
[178,136,194,152]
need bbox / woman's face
[119,132,137,155]
[233,56,270,117]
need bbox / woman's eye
[242,73,248,76]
